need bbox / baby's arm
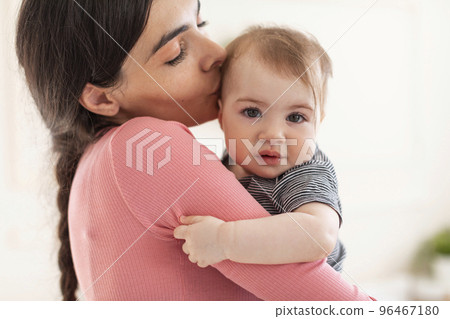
[113,118,373,300]
[174,202,339,266]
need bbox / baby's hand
[173,215,228,268]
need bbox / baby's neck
[228,163,252,180]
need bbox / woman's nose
[200,37,227,72]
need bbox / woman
[16,0,373,301]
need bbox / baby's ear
[218,99,224,130]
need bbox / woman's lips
[211,82,221,96]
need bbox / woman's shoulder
[105,116,200,178]
[81,117,196,168]
[110,116,195,144]
[103,115,227,182]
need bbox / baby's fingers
[180,215,205,225]
[197,261,209,268]
[182,242,189,255]
[188,253,198,264]
[173,225,188,239]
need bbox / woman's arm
[175,201,339,265]
[110,117,373,301]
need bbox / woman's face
[111,0,226,127]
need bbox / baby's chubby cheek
[290,140,317,166]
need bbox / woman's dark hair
[16,0,152,300]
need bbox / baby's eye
[287,113,305,123]
[243,108,261,118]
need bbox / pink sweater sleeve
[110,117,373,301]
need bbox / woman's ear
[218,99,224,130]
[79,83,120,117]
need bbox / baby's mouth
[259,150,281,158]
[258,150,282,165]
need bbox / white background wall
[1,0,449,300]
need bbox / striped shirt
[222,147,346,272]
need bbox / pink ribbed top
[68,116,373,301]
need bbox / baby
[174,26,346,272]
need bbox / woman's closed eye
[286,112,305,123]
[166,21,209,67]
[166,41,187,66]
[197,20,209,29]
[242,107,262,118]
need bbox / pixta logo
[126,129,172,176]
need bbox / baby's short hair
[222,26,332,120]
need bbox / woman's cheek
[178,79,203,101]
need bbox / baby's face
[219,55,318,179]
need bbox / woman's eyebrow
[152,24,190,55]
[147,0,200,60]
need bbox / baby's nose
[257,126,286,141]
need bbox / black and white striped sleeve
[272,160,343,226]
